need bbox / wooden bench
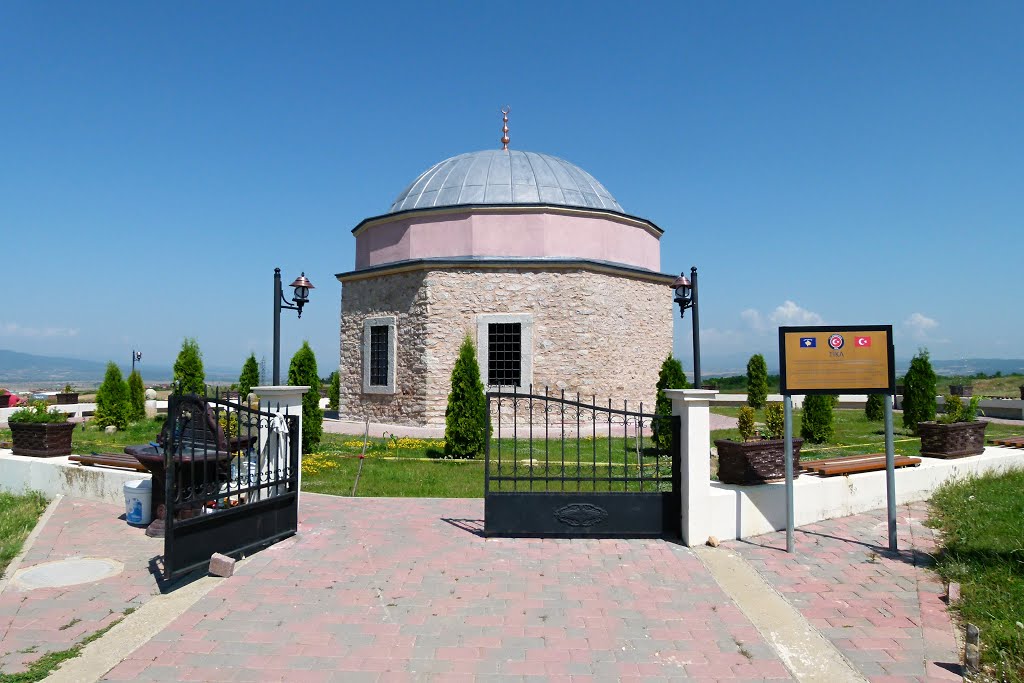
[990,436,1024,449]
[801,453,922,477]
[70,452,149,472]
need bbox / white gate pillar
[253,385,308,502]
[664,388,718,546]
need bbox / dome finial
[500,106,510,150]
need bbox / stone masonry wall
[338,271,429,424]
[339,267,673,427]
[421,268,672,425]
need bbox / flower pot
[10,422,75,457]
[55,392,79,405]
[714,438,803,485]
[918,420,987,459]
[949,385,973,397]
[1019,385,1024,400]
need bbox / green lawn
[0,491,48,576]
[929,469,1024,682]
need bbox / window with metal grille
[369,325,389,386]
[487,322,521,386]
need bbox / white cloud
[902,313,938,342]
[740,308,766,332]
[768,300,824,326]
[0,322,80,338]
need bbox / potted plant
[948,380,973,397]
[8,402,75,457]
[918,394,987,459]
[715,404,803,485]
[55,383,79,405]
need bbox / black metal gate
[484,387,680,538]
[162,391,300,580]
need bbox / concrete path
[0,494,962,682]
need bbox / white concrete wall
[0,403,97,423]
[0,451,150,504]
[704,448,1024,542]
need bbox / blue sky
[1,1,1021,376]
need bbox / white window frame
[476,313,533,391]
[362,316,397,394]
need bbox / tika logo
[828,334,845,350]
[799,337,816,348]
[855,336,872,347]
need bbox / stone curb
[695,545,868,682]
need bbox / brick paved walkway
[0,494,965,682]
[0,497,163,673]
[727,501,961,683]
[103,496,791,682]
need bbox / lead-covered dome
[388,149,622,214]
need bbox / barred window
[369,325,389,386]
[487,322,521,386]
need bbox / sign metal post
[779,325,896,553]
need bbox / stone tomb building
[336,147,675,426]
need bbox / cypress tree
[902,349,937,433]
[127,369,146,421]
[238,353,260,398]
[173,338,206,394]
[746,354,769,409]
[288,341,323,452]
[327,370,340,411]
[653,353,688,450]
[94,362,131,430]
[865,393,885,422]
[800,394,835,443]
[444,335,488,459]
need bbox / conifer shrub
[94,362,131,430]
[764,402,785,439]
[653,353,688,450]
[127,370,146,421]
[746,354,769,409]
[865,393,885,421]
[737,406,756,441]
[444,335,488,459]
[288,341,323,453]
[800,394,835,443]
[238,353,260,398]
[173,338,206,394]
[902,349,937,434]
[327,370,340,411]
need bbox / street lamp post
[273,268,314,385]
[131,350,142,373]
[671,266,701,388]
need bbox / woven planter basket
[55,393,78,405]
[918,421,987,459]
[10,422,75,457]
[715,438,803,485]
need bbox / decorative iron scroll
[554,503,609,527]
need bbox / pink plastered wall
[355,210,661,272]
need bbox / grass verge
[928,468,1024,682]
[0,491,48,577]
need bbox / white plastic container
[123,479,152,526]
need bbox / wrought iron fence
[162,388,299,580]
[485,385,675,494]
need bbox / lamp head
[289,273,315,303]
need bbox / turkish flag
[855,336,871,347]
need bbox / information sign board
[779,325,894,395]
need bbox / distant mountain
[0,349,238,386]
[0,350,108,383]
[679,353,1024,381]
